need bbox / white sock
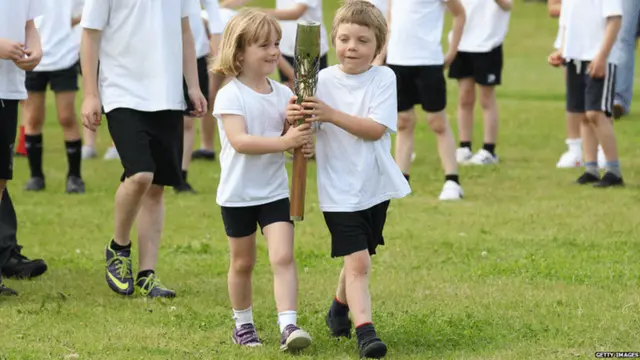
[278,310,297,333]
[566,138,582,154]
[233,307,254,329]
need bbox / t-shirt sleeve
[81,0,110,30]
[27,0,46,20]
[368,68,398,133]
[72,0,85,16]
[213,83,245,121]
[293,0,316,7]
[602,0,622,18]
[203,0,224,34]
[559,1,567,27]
[182,0,195,18]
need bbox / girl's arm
[223,114,309,155]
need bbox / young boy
[548,0,624,187]
[449,0,512,165]
[0,0,44,295]
[386,0,466,201]
[23,0,86,194]
[289,1,411,357]
[81,0,207,297]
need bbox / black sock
[460,141,471,150]
[65,139,82,178]
[330,297,349,317]
[182,170,188,181]
[137,269,155,279]
[25,134,44,178]
[483,143,496,156]
[110,239,131,251]
[445,174,459,185]
[403,173,410,183]
[355,323,377,343]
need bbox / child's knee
[478,86,496,110]
[184,117,194,131]
[397,111,416,132]
[58,113,78,130]
[127,172,154,190]
[427,112,448,134]
[585,111,602,124]
[230,256,255,274]
[269,249,294,270]
[345,251,371,276]
[459,87,475,109]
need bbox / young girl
[287,1,410,358]
[211,8,313,351]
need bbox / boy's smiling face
[335,23,377,75]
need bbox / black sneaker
[0,277,17,296]
[593,172,624,188]
[191,149,215,161]
[66,176,85,194]
[25,177,45,191]
[576,172,600,185]
[1,252,47,279]
[174,182,196,194]
[326,308,352,338]
[358,337,387,359]
[136,273,176,298]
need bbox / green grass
[3,1,640,359]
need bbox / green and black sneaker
[136,272,176,298]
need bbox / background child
[211,8,313,351]
[0,0,44,295]
[386,0,466,201]
[22,0,86,194]
[450,0,512,165]
[81,0,207,297]
[288,1,411,358]
[548,0,623,187]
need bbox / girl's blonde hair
[210,9,282,76]
[331,0,388,58]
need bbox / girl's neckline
[235,77,274,96]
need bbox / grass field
[3,1,640,359]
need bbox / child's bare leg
[228,233,256,326]
[427,110,458,174]
[336,267,347,303]
[56,91,84,191]
[456,78,475,148]
[344,250,372,326]
[200,113,216,152]
[113,172,153,245]
[394,109,416,181]
[587,110,622,181]
[479,85,498,152]
[136,184,165,272]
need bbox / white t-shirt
[33,0,84,72]
[560,0,622,63]
[387,0,447,66]
[369,0,388,18]
[0,0,44,100]
[213,78,293,207]
[189,0,210,59]
[81,0,195,113]
[314,65,411,212]
[276,0,329,57]
[452,0,511,53]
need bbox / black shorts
[323,200,390,258]
[0,100,19,180]
[565,60,617,117]
[106,108,184,187]
[387,65,446,113]
[448,45,503,86]
[25,62,79,93]
[183,56,210,116]
[278,54,329,83]
[221,198,293,238]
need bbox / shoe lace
[141,274,166,291]
[107,253,131,280]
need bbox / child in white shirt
[81,0,207,298]
[549,0,624,187]
[386,0,466,201]
[0,0,44,296]
[449,0,512,166]
[287,1,410,358]
[22,0,86,194]
[212,8,313,351]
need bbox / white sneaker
[81,145,97,160]
[439,180,463,201]
[103,146,120,160]
[468,149,498,165]
[556,150,582,168]
[597,145,606,169]
[411,152,416,163]
[456,147,473,164]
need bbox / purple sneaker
[232,324,262,347]
[280,324,312,352]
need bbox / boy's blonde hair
[210,9,282,76]
[331,0,388,58]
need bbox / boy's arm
[263,4,308,21]
[14,20,42,71]
[80,29,101,98]
[597,15,622,61]
[220,0,250,9]
[222,114,290,154]
[71,16,82,27]
[494,0,513,12]
[329,112,387,141]
[182,18,207,116]
[444,0,466,67]
[547,0,561,18]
